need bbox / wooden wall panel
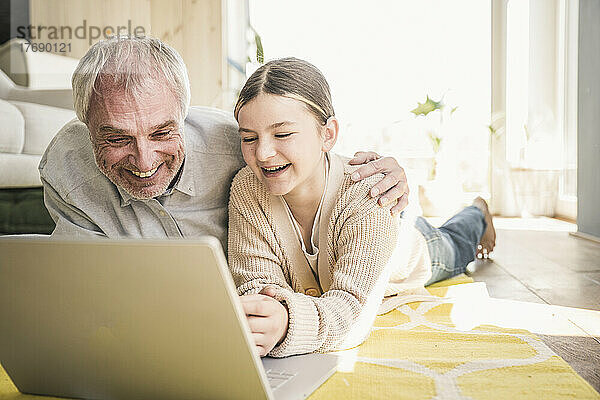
[150,0,226,107]
[29,0,151,59]
[28,0,226,108]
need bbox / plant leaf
[427,131,442,153]
[411,95,444,117]
[255,32,264,64]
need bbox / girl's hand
[349,151,409,216]
[240,287,289,357]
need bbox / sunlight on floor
[493,217,576,232]
[332,279,600,376]
[428,216,576,232]
[447,283,600,338]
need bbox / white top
[282,156,330,280]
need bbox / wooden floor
[465,217,600,392]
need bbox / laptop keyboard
[264,368,297,390]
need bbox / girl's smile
[261,163,291,177]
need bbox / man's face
[87,81,185,200]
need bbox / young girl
[228,58,495,358]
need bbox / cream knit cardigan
[228,153,431,357]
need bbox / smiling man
[39,36,409,250]
[87,75,185,200]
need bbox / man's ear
[321,116,339,153]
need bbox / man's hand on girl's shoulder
[349,151,409,216]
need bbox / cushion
[25,50,78,89]
[0,39,78,89]
[0,99,24,154]
[0,153,43,187]
[8,101,76,155]
[0,41,28,87]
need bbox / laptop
[0,236,338,400]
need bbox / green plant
[411,94,457,156]
[247,27,264,65]
[254,30,264,64]
[487,112,505,140]
[427,132,442,154]
[412,95,443,117]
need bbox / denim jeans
[412,206,487,286]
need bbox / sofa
[0,39,78,234]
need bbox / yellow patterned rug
[310,275,600,399]
[1,275,598,399]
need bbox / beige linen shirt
[228,153,431,357]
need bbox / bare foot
[472,197,496,259]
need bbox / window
[493,0,577,219]
[247,1,492,214]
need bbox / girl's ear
[321,116,339,153]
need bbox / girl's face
[237,93,337,197]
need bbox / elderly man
[39,36,409,250]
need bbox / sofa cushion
[8,101,76,155]
[0,99,24,153]
[0,153,43,187]
[0,39,78,89]
[26,51,78,89]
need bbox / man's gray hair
[72,35,191,125]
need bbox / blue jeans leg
[414,206,487,285]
